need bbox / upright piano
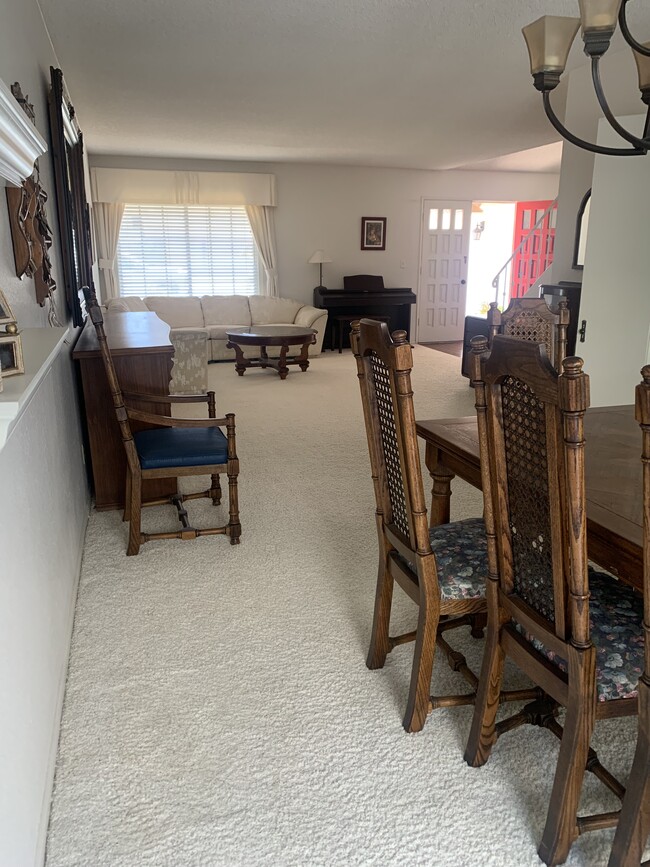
[314,274,416,351]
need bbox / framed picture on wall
[361,217,386,251]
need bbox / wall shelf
[0,77,47,186]
[0,327,70,449]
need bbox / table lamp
[308,250,332,289]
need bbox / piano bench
[332,314,391,353]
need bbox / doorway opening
[465,201,516,317]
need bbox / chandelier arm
[542,92,646,156]
[591,58,649,148]
[619,0,650,56]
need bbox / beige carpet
[46,348,639,867]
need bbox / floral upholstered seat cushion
[518,569,644,703]
[403,517,487,602]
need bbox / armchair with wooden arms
[83,286,241,556]
[464,335,644,866]
[350,319,538,733]
[487,296,570,371]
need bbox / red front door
[510,200,556,300]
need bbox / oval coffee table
[226,325,317,380]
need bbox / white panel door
[417,200,471,343]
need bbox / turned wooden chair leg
[366,551,394,672]
[211,473,222,505]
[538,654,596,867]
[227,467,241,544]
[403,592,440,733]
[608,681,650,867]
[464,616,506,767]
[127,473,142,556]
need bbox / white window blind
[117,204,259,297]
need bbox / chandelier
[522,1,650,155]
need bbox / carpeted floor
[46,348,639,867]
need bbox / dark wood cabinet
[73,312,176,510]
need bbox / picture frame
[361,217,386,251]
[0,332,24,377]
[0,289,16,327]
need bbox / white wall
[578,115,650,406]
[89,154,559,309]
[0,2,90,864]
[552,49,644,283]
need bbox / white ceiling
[35,0,610,171]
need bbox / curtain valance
[90,168,277,206]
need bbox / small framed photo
[361,217,386,251]
[0,289,16,327]
[0,333,24,377]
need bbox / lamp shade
[633,43,650,92]
[578,0,622,32]
[308,250,332,264]
[522,15,580,75]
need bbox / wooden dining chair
[350,319,536,733]
[487,296,569,371]
[608,366,650,867]
[464,334,644,866]
[83,286,241,555]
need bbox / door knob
[461,279,466,285]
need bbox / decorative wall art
[361,217,386,251]
[48,67,93,327]
[5,83,58,316]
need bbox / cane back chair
[487,297,569,371]
[464,334,644,866]
[83,286,241,555]
[351,320,538,733]
[608,367,650,867]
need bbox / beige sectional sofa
[105,294,327,360]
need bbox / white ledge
[0,77,47,187]
[0,327,70,449]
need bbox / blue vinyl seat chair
[83,286,241,555]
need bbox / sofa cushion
[106,297,149,313]
[207,324,251,341]
[201,295,251,327]
[249,295,302,325]
[144,296,204,329]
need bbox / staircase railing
[491,199,558,310]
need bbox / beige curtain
[92,202,125,302]
[245,205,279,297]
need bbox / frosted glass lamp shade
[578,0,622,32]
[522,16,580,76]
[633,44,650,93]
[308,250,332,264]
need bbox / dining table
[416,404,644,594]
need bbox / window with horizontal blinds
[116,204,259,297]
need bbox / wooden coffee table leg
[260,345,269,369]
[296,339,311,372]
[227,341,248,376]
[277,343,289,380]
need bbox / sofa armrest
[295,304,325,329]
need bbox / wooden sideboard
[73,311,176,510]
